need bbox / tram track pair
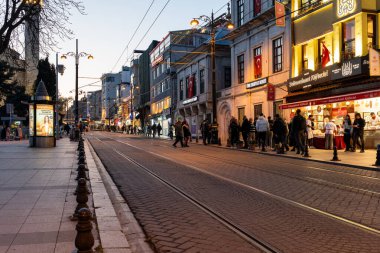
[97,134,380,238]
[92,136,278,253]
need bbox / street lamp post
[61,39,93,127]
[190,4,233,143]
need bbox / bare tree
[0,0,85,56]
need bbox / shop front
[281,55,380,149]
[281,89,380,149]
[150,108,172,137]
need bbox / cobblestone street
[88,132,380,253]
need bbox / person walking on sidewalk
[306,115,314,147]
[182,120,191,147]
[241,116,250,149]
[256,113,269,152]
[229,117,240,147]
[157,123,162,138]
[343,115,352,152]
[152,123,157,138]
[324,118,337,150]
[200,119,209,145]
[352,113,366,153]
[248,118,256,149]
[273,114,288,153]
[267,116,274,150]
[173,120,184,148]
[291,109,306,155]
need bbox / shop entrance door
[254,104,262,119]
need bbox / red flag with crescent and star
[254,54,262,78]
[321,43,330,68]
[254,0,261,16]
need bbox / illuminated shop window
[342,19,355,59]
[302,44,308,71]
[368,15,377,49]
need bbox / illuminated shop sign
[288,56,369,92]
[337,0,356,18]
[331,56,369,80]
[151,55,164,67]
[246,78,267,89]
[288,68,330,92]
[183,96,198,105]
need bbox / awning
[280,89,380,109]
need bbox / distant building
[149,30,209,136]
[101,73,121,123]
[87,90,102,121]
[175,29,231,138]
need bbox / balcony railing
[298,0,332,15]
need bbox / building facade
[101,73,121,124]
[217,0,291,144]
[87,90,102,121]
[175,39,231,138]
[149,30,208,136]
[281,0,380,148]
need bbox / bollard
[218,138,222,146]
[74,208,94,253]
[78,156,86,165]
[331,146,340,161]
[77,164,89,172]
[373,144,380,166]
[71,178,89,220]
[74,175,90,195]
[196,137,198,143]
[76,169,88,181]
[226,138,231,147]
[78,150,86,158]
[303,144,311,158]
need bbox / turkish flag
[275,1,285,27]
[254,55,262,78]
[254,0,261,15]
[188,76,194,98]
[321,43,330,68]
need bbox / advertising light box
[29,105,34,136]
[36,104,54,137]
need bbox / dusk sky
[52,0,228,99]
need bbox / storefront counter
[313,135,345,150]
[364,129,380,149]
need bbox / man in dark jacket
[352,113,366,153]
[291,109,307,155]
[241,116,250,149]
[273,114,288,153]
[172,120,184,148]
[200,119,209,145]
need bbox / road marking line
[112,137,380,237]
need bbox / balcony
[298,0,332,16]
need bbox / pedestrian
[241,116,250,149]
[182,120,191,147]
[343,115,352,152]
[172,119,184,148]
[248,118,256,149]
[256,113,269,152]
[352,113,366,153]
[0,124,5,141]
[152,123,157,138]
[168,124,174,140]
[324,118,336,150]
[273,114,288,153]
[229,117,240,147]
[306,115,314,147]
[291,109,307,155]
[200,119,209,145]
[147,125,151,137]
[266,116,274,150]
[157,123,162,138]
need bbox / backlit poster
[36,104,54,136]
[29,105,34,136]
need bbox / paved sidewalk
[0,138,99,253]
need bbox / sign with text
[246,78,267,89]
[275,1,285,27]
[267,84,275,101]
[29,105,34,137]
[370,48,380,76]
[36,104,54,137]
[288,68,330,92]
[331,56,369,80]
[183,96,198,105]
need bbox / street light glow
[87,55,94,60]
[190,18,199,27]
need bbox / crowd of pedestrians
[227,109,368,155]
